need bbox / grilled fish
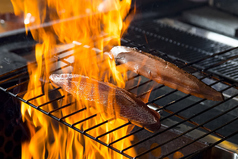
[110,46,224,101]
[49,74,161,132]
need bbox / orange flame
[11,0,136,158]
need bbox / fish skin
[49,74,161,132]
[110,46,224,101]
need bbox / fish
[49,74,161,132]
[109,46,224,101]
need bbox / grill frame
[1,23,238,158]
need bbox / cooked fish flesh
[110,46,224,101]
[49,74,161,132]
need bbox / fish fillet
[49,74,161,132]
[110,46,224,101]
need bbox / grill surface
[1,20,238,158]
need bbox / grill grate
[1,22,238,158]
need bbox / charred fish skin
[110,46,224,101]
[49,74,161,132]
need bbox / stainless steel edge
[156,18,238,47]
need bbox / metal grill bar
[37,95,65,108]
[121,92,238,153]
[184,130,238,159]
[50,63,71,74]
[0,78,132,159]
[204,54,238,71]
[16,90,28,97]
[0,65,28,79]
[84,118,114,133]
[184,46,238,67]
[0,71,28,85]
[127,79,152,91]
[0,64,233,158]
[135,99,238,158]
[145,76,215,108]
[6,80,29,91]
[14,90,135,158]
[60,107,89,120]
[159,116,238,159]
[1,33,238,159]
[27,87,62,102]
[71,114,97,127]
[136,85,165,98]
[160,106,222,138]
[135,79,225,135]
[0,49,74,88]
[0,50,232,140]
[48,102,75,114]
[108,128,144,146]
[0,47,74,83]
[160,84,232,121]
[96,122,131,140]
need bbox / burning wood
[109,46,224,101]
[49,74,161,132]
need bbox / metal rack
[1,22,238,158]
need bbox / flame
[11,0,136,158]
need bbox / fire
[11,0,135,158]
